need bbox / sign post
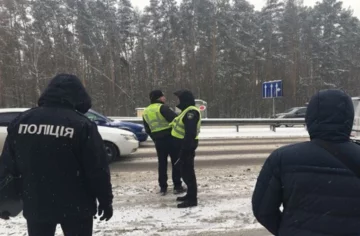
[262,80,283,117]
[273,97,275,117]
[195,99,208,118]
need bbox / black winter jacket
[0,74,113,222]
[252,89,360,236]
[173,89,199,152]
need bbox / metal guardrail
[109,117,306,132]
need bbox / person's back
[0,74,113,235]
[14,107,102,222]
[252,89,360,236]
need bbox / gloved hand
[97,204,113,221]
[0,211,10,220]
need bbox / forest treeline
[0,0,359,117]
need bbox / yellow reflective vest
[171,106,201,139]
[143,103,171,133]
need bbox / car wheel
[104,142,119,163]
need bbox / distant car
[273,107,307,119]
[351,97,360,142]
[0,108,139,163]
[85,109,148,142]
[273,107,307,127]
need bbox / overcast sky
[130,0,360,18]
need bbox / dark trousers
[180,149,197,200]
[27,218,93,236]
[154,137,182,189]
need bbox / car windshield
[86,110,113,122]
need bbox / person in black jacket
[252,89,360,236]
[173,89,201,208]
[143,90,185,196]
[0,74,113,236]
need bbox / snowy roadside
[144,126,309,142]
[0,166,267,236]
[199,127,308,139]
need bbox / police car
[0,108,139,163]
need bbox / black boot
[173,185,186,194]
[176,195,188,202]
[177,199,198,208]
[159,188,167,196]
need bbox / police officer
[0,74,113,235]
[143,90,185,196]
[172,89,201,208]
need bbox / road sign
[262,80,283,99]
[195,99,208,118]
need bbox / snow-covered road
[0,165,270,236]
[0,130,307,235]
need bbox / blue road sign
[262,80,283,99]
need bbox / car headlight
[121,133,137,141]
[141,128,145,133]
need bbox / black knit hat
[149,90,164,102]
